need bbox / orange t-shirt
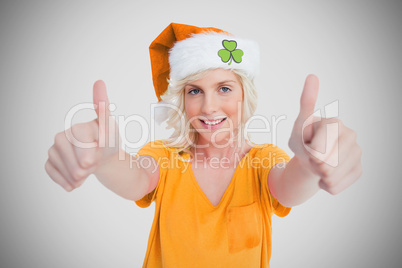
[135,140,291,268]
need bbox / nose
[201,92,219,115]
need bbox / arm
[94,151,159,201]
[268,157,320,207]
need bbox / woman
[45,23,362,267]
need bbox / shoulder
[135,140,171,159]
[136,140,192,162]
[137,140,166,151]
[249,144,290,168]
[251,144,289,157]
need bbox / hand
[45,80,120,191]
[288,74,362,195]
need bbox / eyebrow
[185,80,237,89]
[216,80,237,86]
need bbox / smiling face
[184,69,243,146]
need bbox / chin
[197,132,235,146]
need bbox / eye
[219,87,231,93]
[188,88,201,95]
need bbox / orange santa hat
[149,23,260,101]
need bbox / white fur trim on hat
[169,32,260,81]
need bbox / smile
[199,118,227,129]
[200,118,227,126]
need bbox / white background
[0,0,401,267]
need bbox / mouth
[199,117,227,127]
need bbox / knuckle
[54,132,65,145]
[63,183,73,192]
[76,148,96,167]
[315,161,333,177]
[71,180,83,189]
[327,187,340,195]
[47,147,58,165]
[79,156,95,168]
[47,146,54,158]
[44,160,52,175]
[350,130,357,142]
[321,167,332,178]
[71,168,86,181]
[321,177,336,189]
[75,180,85,188]
[76,156,85,167]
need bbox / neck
[191,137,251,163]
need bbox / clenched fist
[45,80,120,191]
[288,75,362,195]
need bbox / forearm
[271,156,320,207]
[93,149,153,201]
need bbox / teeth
[203,118,224,125]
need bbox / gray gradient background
[1,0,401,267]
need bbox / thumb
[299,74,319,119]
[93,80,110,118]
[93,80,110,147]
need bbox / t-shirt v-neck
[188,146,256,209]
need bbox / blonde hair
[160,69,258,153]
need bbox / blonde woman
[45,23,362,267]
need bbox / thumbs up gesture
[288,75,362,195]
[45,80,120,191]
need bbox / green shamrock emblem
[218,40,244,65]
